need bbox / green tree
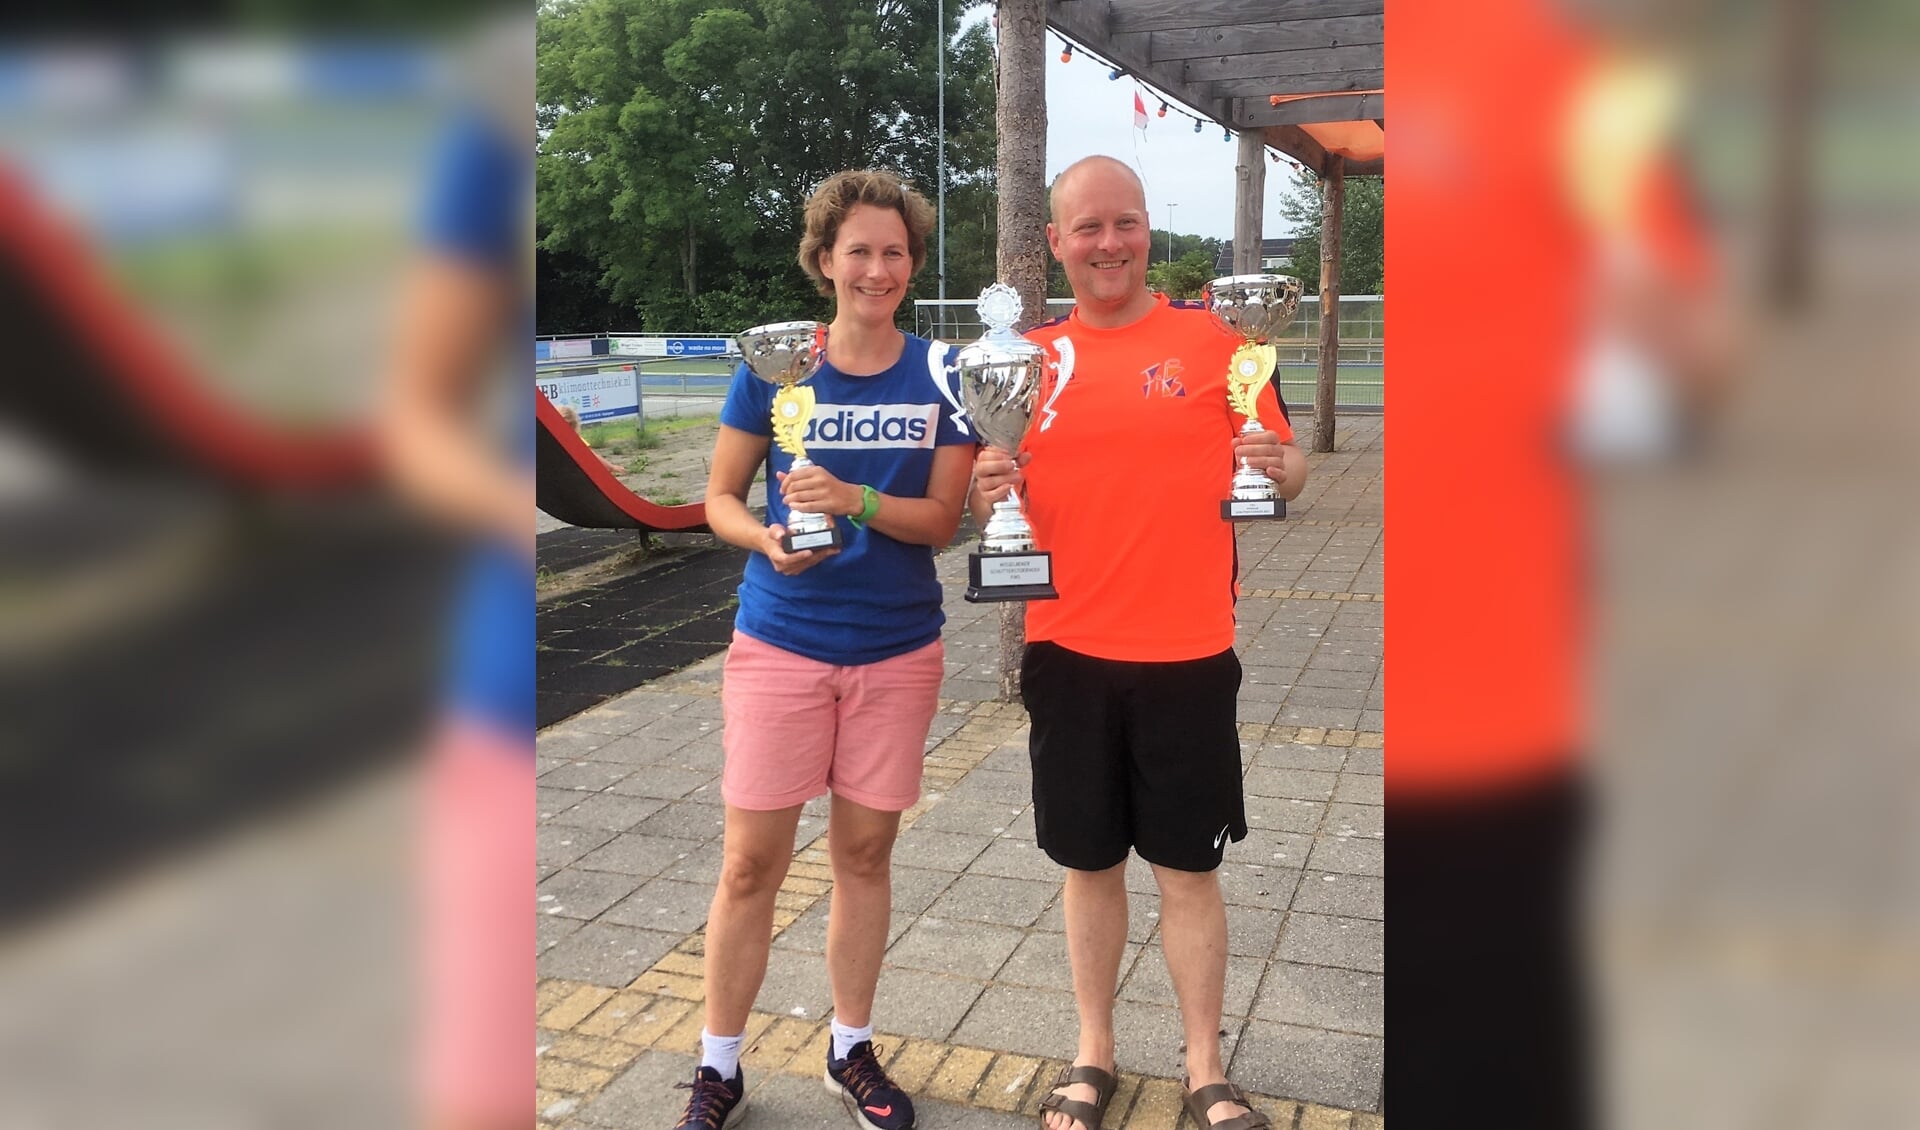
[1148,231,1224,272]
[1145,249,1218,299]
[536,234,634,335]
[536,0,997,333]
[1276,165,1384,295]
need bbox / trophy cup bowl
[1204,275,1302,522]
[733,320,841,552]
[734,320,826,387]
[950,285,1057,603]
[1205,274,1303,343]
[953,336,1047,503]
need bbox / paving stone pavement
[536,417,1386,1129]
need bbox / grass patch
[624,455,651,474]
[578,413,717,455]
[578,420,635,450]
[656,493,688,506]
[646,413,717,435]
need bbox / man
[1389,5,1732,1127]
[971,155,1305,1130]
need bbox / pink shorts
[721,631,943,812]
[417,719,533,1123]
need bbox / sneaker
[673,1064,746,1129]
[824,1039,916,1130]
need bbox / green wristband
[848,484,881,527]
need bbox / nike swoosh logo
[864,1104,893,1117]
[1213,825,1232,850]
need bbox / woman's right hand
[762,524,838,575]
[972,445,1029,504]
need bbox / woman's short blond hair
[797,169,936,297]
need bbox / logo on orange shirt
[1142,358,1186,398]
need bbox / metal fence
[539,296,1385,418]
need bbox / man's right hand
[972,445,1029,505]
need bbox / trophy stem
[783,455,833,537]
[981,487,1034,553]
[1236,418,1263,471]
[1229,419,1278,502]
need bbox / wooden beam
[1180,43,1381,83]
[1145,14,1383,62]
[1236,92,1382,127]
[1263,123,1330,171]
[1048,1,1230,125]
[1047,0,1383,154]
[1233,129,1266,276]
[1204,69,1383,100]
[1313,155,1344,454]
[1104,0,1381,34]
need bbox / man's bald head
[1049,156,1146,227]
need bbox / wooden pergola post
[1313,154,1344,453]
[993,0,1047,702]
[1765,0,1814,310]
[1233,129,1266,276]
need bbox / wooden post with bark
[1233,129,1266,276]
[993,0,1048,702]
[1313,155,1345,453]
[1765,0,1814,310]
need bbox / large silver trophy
[733,320,842,552]
[1206,274,1303,521]
[951,284,1057,603]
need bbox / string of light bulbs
[1052,33,1305,172]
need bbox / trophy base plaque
[1220,497,1287,521]
[781,523,844,553]
[965,550,1058,603]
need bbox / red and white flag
[1133,91,1149,130]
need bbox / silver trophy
[1206,274,1302,521]
[951,284,1057,602]
[733,320,842,552]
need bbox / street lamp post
[1166,203,1177,262]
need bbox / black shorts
[1020,640,1247,873]
[1387,767,1592,1127]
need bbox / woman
[674,170,972,1130]
[378,21,535,1130]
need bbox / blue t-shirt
[720,333,973,666]
[420,107,534,738]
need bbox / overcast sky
[1036,34,1313,245]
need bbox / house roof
[1212,237,1299,274]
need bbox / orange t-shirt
[1387,0,1712,796]
[1019,294,1294,662]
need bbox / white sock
[700,1029,744,1079]
[831,1017,874,1061]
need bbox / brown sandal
[1037,1063,1118,1130]
[1181,1079,1272,1130]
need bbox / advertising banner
[536,366,638,423]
